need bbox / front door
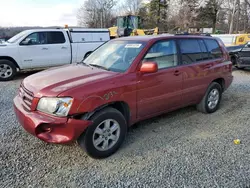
[19,32,51,69]
[137,40,183,118]
[239,43,250,66]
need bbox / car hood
[0,42,8,47]
[23,64,118,97]
[226,45,244,53]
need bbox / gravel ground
[0,70,250,188]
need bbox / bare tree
[124,0,143,14]
[77,0,116,28]
[229,0,237,33]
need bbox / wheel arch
[84,51,93,59]
[0,56,20,69]
[211,78,225,92]
[74,101,131,126]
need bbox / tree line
[77,0,250,34]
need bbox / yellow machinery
[211,34,250,46]
[109,15,158,38]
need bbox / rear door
[137,40,183,118]
[178,38,224,106]
[46,31,71,66]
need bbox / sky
[0,0,86,27]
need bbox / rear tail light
[224,50,230,61]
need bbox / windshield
[117,17,126,28]
[128,16,139,29]
[84,40,145,72]
[7,31,28,43]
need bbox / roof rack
[175,33,212,37]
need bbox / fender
[75,89,136,123]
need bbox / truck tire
[0,60,17,81]
[84,51,92,59]
[77,107,127,159]
[196,82,222,114]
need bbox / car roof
[113,35,216,42]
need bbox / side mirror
[20,39,32,45]
[140,62,158,73]
[246,43,250,48]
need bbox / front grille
[19,85,34,111]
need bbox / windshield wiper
[77,61,90,67]
[89,64,109,71]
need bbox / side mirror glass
[140,62,158,73]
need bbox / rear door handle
[42,48,48,50]
[61,47,67,49]
[174,70,181,76]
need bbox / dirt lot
[0,70,250,188]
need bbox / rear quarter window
[204,39,223,59]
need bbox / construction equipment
[109,15,158,38]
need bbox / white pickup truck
[0,28,110,81]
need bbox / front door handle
[204,64,212,69]
[174,70,181,76]
[61,47,67,49]
[42,48,48,50]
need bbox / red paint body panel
[13,35,233,144]
[137,67,183,117]
[14,95,92,143]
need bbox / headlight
[37,97,73,117]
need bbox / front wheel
[0,60,17,81]
[77,107,127,159]
[196,82,222,114]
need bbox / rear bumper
[13,96,92,144]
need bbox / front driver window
[21,32,47,45]
[143,40,178,69]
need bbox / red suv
[14,35,233,158]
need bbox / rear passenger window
[204,39,223,59]
[198,39,210,60]
[179,39,204,64]
[47,32,66,44]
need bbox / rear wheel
[77,107,127,159]
[0,60,17,81]
[196,82,222,114]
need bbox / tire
[84,52,92,59]
[77,107,127,159]
[196,82,222,114]
[0,60,17,81]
